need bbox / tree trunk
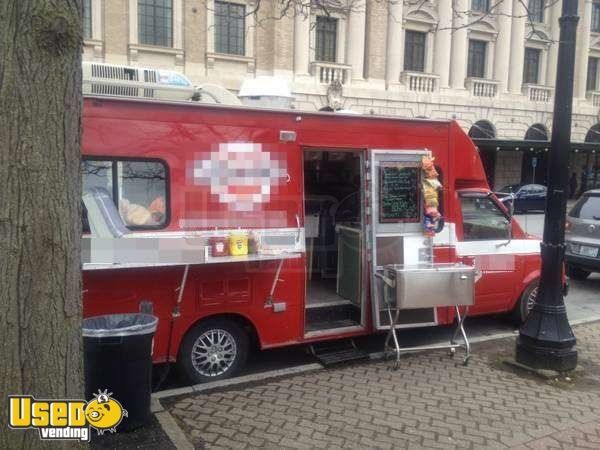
[0,1,83,448]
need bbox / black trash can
[83,313,158,431]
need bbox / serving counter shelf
[83,250,301,270]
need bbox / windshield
[569,194,600,220]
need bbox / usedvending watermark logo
[8,389,127,441]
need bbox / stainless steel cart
[375,263,475,368]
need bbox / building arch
[524,123,549,141]
[404,4,438,25]
[585,123,600,143]
[468,120,496,139]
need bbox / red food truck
[81,88,542,384]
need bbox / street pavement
[163,320,600,449]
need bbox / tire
[566,264,591,281]
[511,281,538,325]
[177,318,249,384]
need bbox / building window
[592,1,600,32]
[215,1,246,56]
[82,159,169,230]
[404,30,426,72]
[83,0,92,39]
[472,0,490,12]
[467,40,487,78]
[588,57,599,91]
[523,48,541,84]
[315,16,337,62]
[138,0,173,47]
[528,0,545,23]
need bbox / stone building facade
[83,0,600,191]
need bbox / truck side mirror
[500,195,515,218]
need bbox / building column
[173,0,183,50]
[293,8,311,76]
[507,0,526,94]
[575,0,593,98]
[347,0,366,80]
[128,0,138,45]
[449,0,468,89]
[546,0,562,86]
[486,38,496,79]
[104,0,128,64]
[493,0,513,93]
[385,0,404,86]
[426,31,435,73]
[539,46,548,87]
[434,0,452,88]
[91,0,103,41]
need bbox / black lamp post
[515,0,578,371]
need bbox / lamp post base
[516,304,577,372]
[515,338,577,372]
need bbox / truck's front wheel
[177,318,249,384]
[512,281,538,324]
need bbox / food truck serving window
[379,162,420,223]
[82,158,169,230]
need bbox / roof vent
[196,83,243,105]
[82,62,197,101]
[238,76,293,109]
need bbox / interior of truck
[303,149,364,334]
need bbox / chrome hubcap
[191,329,237,377]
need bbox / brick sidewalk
[165,322,600,449]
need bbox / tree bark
[0,1,83,448]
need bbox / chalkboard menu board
[379,163,420,223]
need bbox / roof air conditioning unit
[238,76,293,109]
[82,62,197,101]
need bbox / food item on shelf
[209,236,229,257]
[229,233,248,256]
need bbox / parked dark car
[565,190,600,280]
[497,184,547,213]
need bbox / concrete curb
[153,362,323,400]
[571,314,600,326]
[154,408,195,450]
[151,394,195,449]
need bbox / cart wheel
[448,347,456,357]
[462,356,470,366]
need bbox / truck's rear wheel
[512,282,538,324]
[177,318,249,384]
[566,264,591,280]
